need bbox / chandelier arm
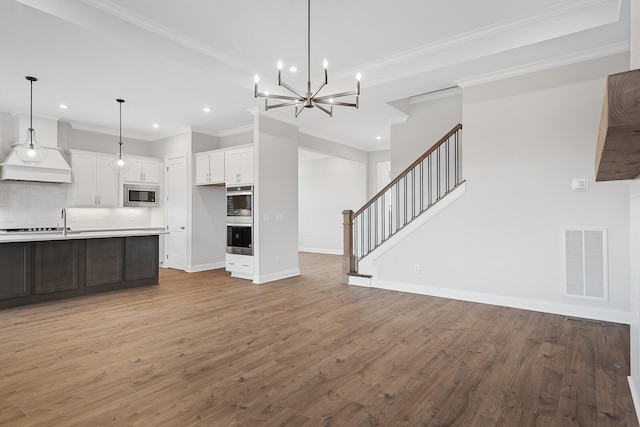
[315,100,358,108]
[314,90,359,101]
[295,104,306,118]
[260,92,304,102]
[266,101,303,110]
[314,103,333,117]
[279,80,307,99]
[311,81,327,99]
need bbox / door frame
[164,152,190,271]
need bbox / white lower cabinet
[226,254,254,280]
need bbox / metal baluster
[445,137,450,193]
[381,192,385,243]
[388,189,393,239]
[403,176,408,226]
[411,168,416,220]
[367,206,371,253]
[395,182,400,232]
[455,130,460,185]
[374,199,378,248]
[428,155,432,207]
[419,161,424,213]
[437,146,441,200]
[360,213,364,260]
[353,215,359,260]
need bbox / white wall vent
[562,228,608,301]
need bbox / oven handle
[226,191,252,196]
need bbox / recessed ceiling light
[152,123,159,128]
[59,104,69,109]
[376,136,382,140]
[203,107,211,112]
[289,66,297,73]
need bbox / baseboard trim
[186,261,226,273]
[254,268,301,284]
[299,247,342,255]
[628,376,640,425]
[374,279,631,324]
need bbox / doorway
[165,154,188,270]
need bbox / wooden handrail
[354,123,462,217]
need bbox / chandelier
[254,0,360,117]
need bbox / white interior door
[165,154,188,270]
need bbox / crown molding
[12,111,62,121]
[217,124,254,138]
[82,0,252,73]
[410,87,462,105]
[334,0,613,80]
[455,40,629,88]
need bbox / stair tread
[347,272,372,278]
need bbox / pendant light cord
[29,78,33,133]
[117,99,124,158]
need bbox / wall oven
[227,224,252,255]
[124,184,159,207]
[226,185,252,224]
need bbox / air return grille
[562,228,607,300]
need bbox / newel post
[342,210,356,284]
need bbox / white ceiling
[0,0,630,151]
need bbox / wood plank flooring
[0,252,636,426]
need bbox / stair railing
[342,123,463,282]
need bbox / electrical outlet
[414,264,421,274]
[275,255,280,264]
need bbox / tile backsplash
[0,180,163,230]
[0,181,68,228]
[65,207,155,230]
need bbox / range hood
[0,145,71,183]
[0,115,71,183]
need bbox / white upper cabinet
[69,151,118,207]
[195,151,225,185]
[225,148,253,185]
[124,157,161,184]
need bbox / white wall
[367,150,391,198]
[192,131,220,153]
[58,122,153,156]
[255,115,299,283]
[372,54,631,323]
[191,132,226,271]
[220,130,253,148]
[390,94,462,177]
[299,156,366,254]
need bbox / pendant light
[110,98,130,173]
[15,76,48,163]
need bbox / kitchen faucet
[61,208,67,236]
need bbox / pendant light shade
[110,98,131,173]
[15,76,47,163]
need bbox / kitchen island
[0,228,166,309]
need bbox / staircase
[342,123,464,284]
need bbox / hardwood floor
[0,252,636,426]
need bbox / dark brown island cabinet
[0,235,159,309]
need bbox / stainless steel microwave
[124,184,159,207]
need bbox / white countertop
[0,227,168,243]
